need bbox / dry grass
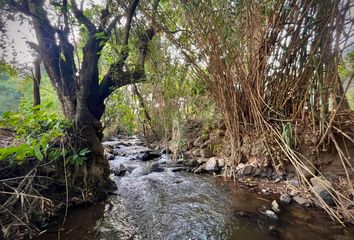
[154,0,354,224]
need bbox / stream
[37,136,354,240]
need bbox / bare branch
[71,0,96,34]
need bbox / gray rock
[200,148,213,158]
[252,167,262,177]
[105,152,115,160]
[310,186,335,206]
[310,176,335,206]
[241,165,254,175]
[271,200,280,213]
[280,193,292,204]
[264,210,278,221]
[149,163,164,173]
[288,179,300,187]
[136,151,161,161]
[293,196,311,207]
[236,163,245,172]
[205,157,224,172]
[290,189,299,196]
[113,164,128,177]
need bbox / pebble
[293,196,311,207]
[280,193,292,204]
[271,200,280,213]
[265,210,279,221]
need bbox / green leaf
[33,145,44,160]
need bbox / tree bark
[33,57,41,107]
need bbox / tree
[2,0,157,199]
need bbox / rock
[310,176,335,206]
[193,136,206,147]
[288,179,300,187]
[104,152,115,160]
[161,147,171,154]
[310,176,332,187]
[113,164,128,177]
[192,149,200,157]
[194,164,206,174]
[200,148,213,158]
[293,196,311,207]
[290,189,299,197]
[170,167,189,172]
[264,210,278,221]
[149,163,164,173]
[280,193,292,204]
[241,165,254,175]
[236,163,245,172]
[252,167,262,177]
[268,225,280,236]
[185,159,199,167]
[197,158,207,165]
[205,157,224,172]
[271,200,280,213]
[136,151,161,161]
[310,186,335,206]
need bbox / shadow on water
[36,136,354,240]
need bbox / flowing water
[37,136,354,240]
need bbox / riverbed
[36,136,354,240]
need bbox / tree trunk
[33,57,41,107]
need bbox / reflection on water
[36,136,354,240]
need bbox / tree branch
[71,0,96,34]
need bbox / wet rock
[136,151,161,161]
[264,210,278,221]
[185,159,198,167]
[149,163,164,173]
[241,165,254,175]
[280,194,292,204]
[271,200,280,213]
[200,148,212,158]
[113,164,128,177]
[194,164,206,174]
[161,147,171,154]
[269,225,280,236]
[105,152,115,160]
[293,196,311,207]
[170,167,189,172]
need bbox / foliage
[0,101,69,164]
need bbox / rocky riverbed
[36,136,354,240]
